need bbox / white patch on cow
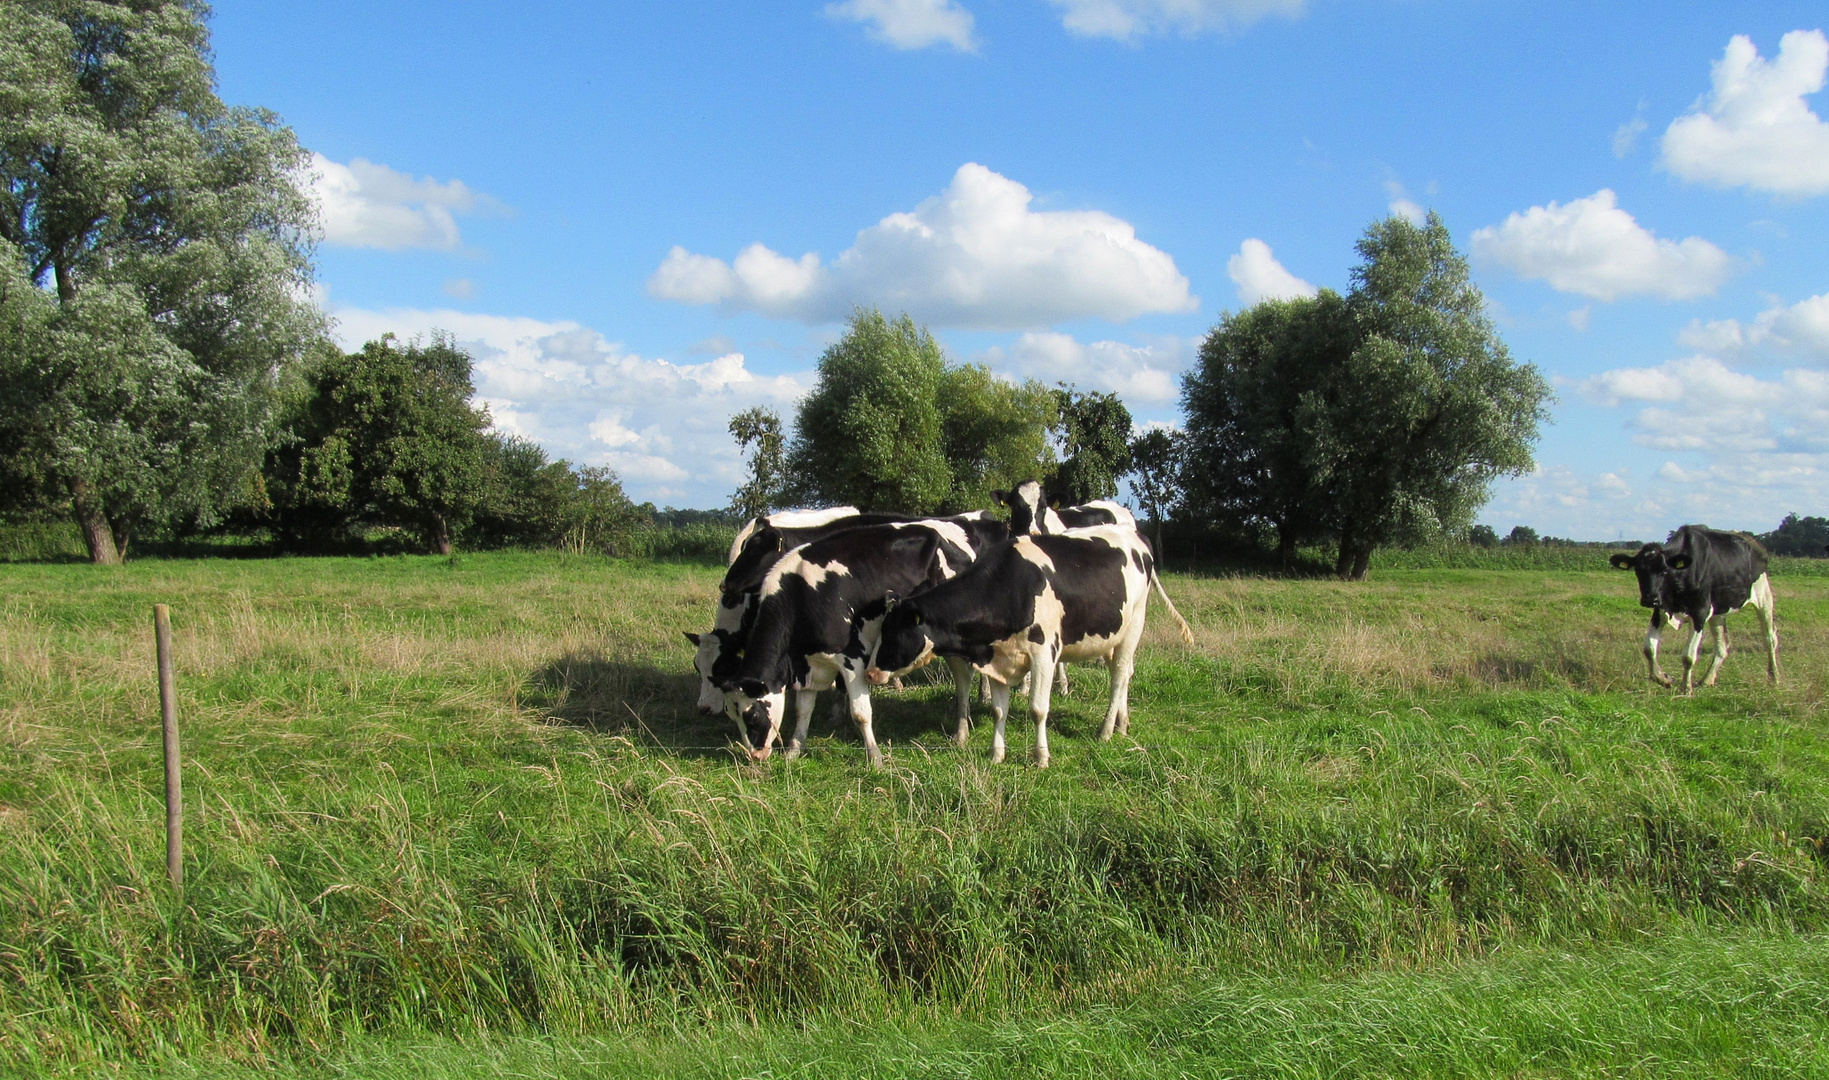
[727,505,862,563]
[798,559,845,588]
[1014,535,1057,572]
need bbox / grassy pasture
[2,551,1828,1077]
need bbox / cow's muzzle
[866,667,890,686]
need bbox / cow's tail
[1149,568,1195,644]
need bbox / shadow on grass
[524,652,744,758]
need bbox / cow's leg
[1055,663,1071,697]
[1679,614,1708,696]
[1102,638,1143,741]
[1700,616,1730,687]
[843,666,885,769]
[988,679,1012,764]
[1750,574,1780,684]
[944,655,974,747]
[1028,648,1057,769]
[1644,609,1674,687]
[783,688,818,760]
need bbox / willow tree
[0,0,322,562]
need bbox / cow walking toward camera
[866,525,1194,768]
[1609,525,1779,695]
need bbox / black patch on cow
[1055,506,1120,530]
[1029,533,1128,646]
[1614,525,1768,626]
[723,524,954,697]
[1027,625,1046,643]
[1130,549,1147,574]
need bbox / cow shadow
[524,652,740,757]
[523,653,1115,762]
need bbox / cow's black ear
[1608,554,1635,570]
[738,679,767,699]
[1048,494,1065,508]
[1669,555,1691,570]
[883,590,900,611]
[992,490,1009,506]
[684,631,701,646]
[911,608,924,626]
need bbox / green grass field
[3,550,1828,1077]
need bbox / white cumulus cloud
[826,0,978,51]
[650,162,1197,329]
[1678,292,1829,364]
[1661,30,1829,196]
[1227,238,1317,306]
[328,305,806,504]
[1048,0,1304,40]
[1555,353,1829,532]
[308,153,502,251]
[1470,189,1733,301]
[978,332,1191,404]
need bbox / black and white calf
[719,522,984,766]
[689,512,1007,715]
[1609,525,1779,695]
[992,479,1135,536]
[866,526,1194,768]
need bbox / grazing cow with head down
[1609,525,1779,695]
[719,522,985,765]
[993,480,1134,536]
[866,525,1194,768]
[688,509,1004,715]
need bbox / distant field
[2,552,1827,1077]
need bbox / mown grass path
[2,552,1826,1077]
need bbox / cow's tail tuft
[1149,568,1195,644]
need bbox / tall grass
[0,553,1825,1074]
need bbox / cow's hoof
[1652,675,1673,688]
[991,748,1006,765]
[1035,752,1050,769]
[783,743,804,761]
[1097,728,1115,742]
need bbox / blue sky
[210,1,1829,539]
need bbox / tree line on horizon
[2,1,1821,572]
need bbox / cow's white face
[689,631,727,713]
[725,684,785,758]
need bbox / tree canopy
[1050,387,1133,505]
[0,0,322,561]
[265,335,490,554]
[1180,213,1550,578]
[786,309,1056,513]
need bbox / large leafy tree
[938,363,1056,511]
[1180,214,1549,579]
[266,335,490,554]
[1313,213,1550,579]
[0,0,323,562]
[785,308,1055,513]
[1051,387,1133,505]
[1180,291,1356,570]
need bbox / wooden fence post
[154,604,182,890]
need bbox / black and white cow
[1609,525,1779,695]
[688,511,1007,715]
[865,525,1194,768]
[992,479,1135,536]
[719,521,986,765]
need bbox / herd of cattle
[686,487,1790,768]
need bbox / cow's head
[866,593,936,685]
[1609,543,1691,608]
[721,677,785,759]
[685,629,735,714]
[998,479,1049,534]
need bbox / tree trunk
[111,518,133,561]
[1350,546,1371,581]
[1153,517,1165,562]
[1334,522,1355,580]
[70,479,122,565]
[428,514,452,556]
[1276,525,1298,575]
